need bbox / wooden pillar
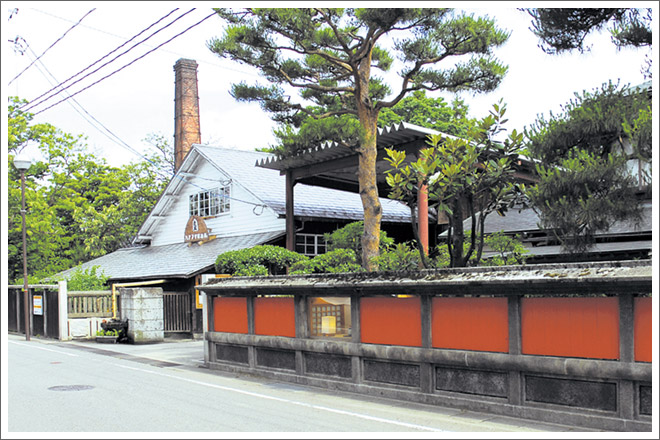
[418,184,429,254]
[285,171,295,251]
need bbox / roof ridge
[194,144,275,157]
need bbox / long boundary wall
[199,261,653,431]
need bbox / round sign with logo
[184,215,210,243]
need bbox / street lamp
[14,156,31,341]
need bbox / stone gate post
[119,287,164,344]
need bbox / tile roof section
[471,201,652,235]
[53,230,284,282]
[195,145,411,222]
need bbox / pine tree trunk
[357,115,382,271]
[355,52,382,272]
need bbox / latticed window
[295,233,326,256]
[189,186,230,217]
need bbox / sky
[2,2,656,168]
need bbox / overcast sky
[3,2,655,168]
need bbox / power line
[29,6,261,80]
[8,8,95,86]
[21,8,183,113]
[31,11,217,117]
[23,39,267,212]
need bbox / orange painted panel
[634,297,652,362]
[432,297,508,353]
[213,297,248,334]
[522,297,619,360]
[361,297,421,347]
[254,297,296,337]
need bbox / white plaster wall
[151,160,283,247]
[67,317,105,339]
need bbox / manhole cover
[48,385,94,392]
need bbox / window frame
[189,186,230,218]
[295,233,327,256]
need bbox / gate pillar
[120,287,164,344]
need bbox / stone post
[58,280,69,341]
[119,287,164,344]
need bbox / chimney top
[173,59,201,172]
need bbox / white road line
[9,340,79,357]
[116,363,445,432]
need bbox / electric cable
[22,8,196,113]
[29,7,260,80]
[24,40,268,213]
[21,8,182,113]
[8,8,95,86]
[30,10,217,116]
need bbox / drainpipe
[111,279,166,319]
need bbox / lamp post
[14,156,31,341]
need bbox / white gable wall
[150,157,284,247]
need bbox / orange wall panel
[432,297,508,353]
[254,297,296,338]
[634,297,652,363]
[213,297,248,334]
[361,297,421,347]
[521,297,619,360]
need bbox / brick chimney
[173,59,201,171]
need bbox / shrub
[324,221,394,266]
[433,231,528,267]
[290,248,362,274]
[483,231,529,266]
[64,266,109,291]
[215,245,307,276]
[373,242,420,271]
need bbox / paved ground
[11,335,604,433]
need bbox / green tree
[385,101,526,268]
[61,266,110,291]
[377,91,475,137]
[271,90,475,156]
[209,8,510,270]
[527,149,640,255]
[523,8,652,77]
[524,82,650,255]
[323,221,393,267]
[8,97,169,282]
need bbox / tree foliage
[214,245,308,276]
[60,266,110,291]
[377,91,475,137]
[523,8,653,77]
[527,149,641,254]
[7,97,169,283]
[524,82,650,254]
[289,248,362,274]
[209,8,510,270]
[323,221,393,265]
[525,81,652,164]
[385,101,526,267]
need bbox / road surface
[5,335,587,433]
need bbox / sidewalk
[53,336,206,368]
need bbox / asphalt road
[5,335,588,434]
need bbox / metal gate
[162,291,191,333]
[8,285,60,339]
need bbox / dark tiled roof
[457,201,652,236]
[53,230,284,282]
[196,145,411,222]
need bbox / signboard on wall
[184,215,209,243]
[33,295,43,315]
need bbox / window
[296,233,326,256]
[308,297,351,339]
[189,186,230,217]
